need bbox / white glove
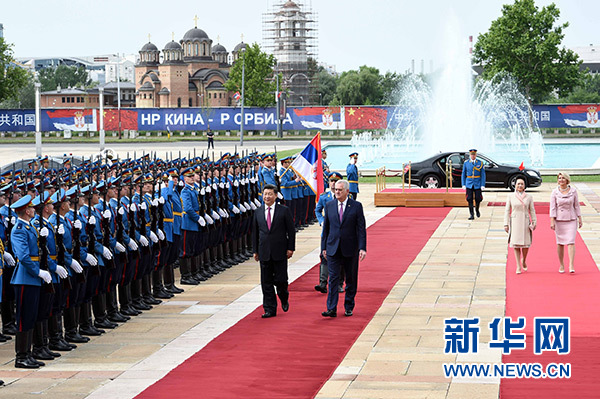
[139,235,149,246]
[56,265,69,279]
[218,209,227,218]
[118,206,125,215]
[250,202,257,210]
[254,198,261,207]
[481,186,485,190]
[103,209,112,220]
[102,246,113,260]
[11,216,17,225]
[3,219,6,228]
[115,242,126,253]
[198,217,206,227]
[462,186,466,189]
[157,229,165,241]
[39,227,49,237]
[212,183,217,190]
[232,205,240,214]
[70,259,83,274]
[226,182,231,189]
[128,240,139,251]
[244,202,251,210]
[158,197,165,204]
[277,192,283,200]
[201,187,206,195]
[219,183,224,189]
[3,252,15,267]
[57,224,65,235]
[206,186,211,193]
[86,253,98,266]
[130,203,137,212]
[152,199,159,207]
[140,202,147,210]
[234,180,239,187]
[38,269,52,284]
[239,204,246,212]
[178,180,184,187]
[88,215,96,225]
[149,231,158,243]
[211,210,219,220]
[205,215,213,225]
[74,219,82,230]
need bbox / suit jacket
[252,203,295,262]
[321,198,366,257]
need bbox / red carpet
[137,208,449,399]
[501,209,600,398]
[382,188,464,193]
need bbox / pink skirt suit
[550,186,581,245]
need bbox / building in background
[0,23,4,39]
[571,44,600,74]
[135,22,238,108]
[263,0,318,106]
[40,82,136,109]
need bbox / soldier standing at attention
[461,149,486,220]
[346,152,359,200]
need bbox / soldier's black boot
[64,306,89,343]
[216,243,229,269]
[107,289,129,322]
[119,284,140,316]
[153,270,173,299]
[143,274,161,305]
[164,263,184,294]
[468,204,475,220]
[194,256,210,280]
[32,322,53,361]
[79,303,104,336]
[205,251,220,275]
[41,319,60,358]
[2,299,17,336]
[93,294,118,329]
[132,279,152,310]
[243,235,253,257]
[15,331,39,369]
[180,258,199,285]
[475,202,481,218]
[49,313,73,351]
[210,248,225,272]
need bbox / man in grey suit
[321,179,367,317]
[253,184,295,318]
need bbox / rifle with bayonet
[101,157,115,269]
[55,170,73,291]
[86,167,101,276]
[37,173,55,293]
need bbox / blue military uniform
[346,152,359,199]
[461,149,486,219]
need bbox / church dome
[182,27,209,42]
[164,40,182,50]
[233,42,247,52]
[141,42,158,52]
[212,43,227,53]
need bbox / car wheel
[508,174,527,191]
[421,174,441,189]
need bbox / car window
[477,157,491,166]
[448,154,463,167]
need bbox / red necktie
[267,206,272,230]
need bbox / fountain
[349,17,545,169]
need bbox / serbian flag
[289,132,324,199]
[233,91,241,101]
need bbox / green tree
[38,64,91,92]
[0,71,36,108]
[333,65,383,105]
[549,72,600,103]
[225,43,276,107]
[316,66,337,106]
[473,0,582,107]
[0,38,29,104]
[380,71,403,104]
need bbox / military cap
[11,194,33,211]
[80,185,98,195]
[181,167,195,177]
[32,191,53,207]
[328,171,343,181]
[469,148,477,154]
[66,185,80,199]
[349,152,359,158]
[50,188,67,203]
[141,173,154,184]
[280,156,292,163]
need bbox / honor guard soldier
[346,152,360,200]
[461,148,486,220]
[1,183,18,340]
[180,167,206,285]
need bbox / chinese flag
[345,107,388,129]
[104,109,138,130]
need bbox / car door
[479,156,503,188]
[448,153,464,188]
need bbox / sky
[2,0,597,74]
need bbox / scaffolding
[263,0,319,106]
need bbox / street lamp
[35,82,42,157]
[240,46,246,146]
[319,93,323,106]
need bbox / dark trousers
[326,250,359,312]
[14,284,41,332]
[350,192,358,200]
[207,137,214,149]
[319,252,328,286]
[465,187,483,215]
[259,259,289,314]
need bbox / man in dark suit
[253,184,295,318]
[321,179,366,317]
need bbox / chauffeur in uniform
[461,149,486,220]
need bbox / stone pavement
[0,181,599,398]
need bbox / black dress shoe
[15,357,40,369]
[49,340,73,351]
[153,288,174,299]
[95,319,118,329]
[32,347,54,360]
[344,310,353,317]
[28,355,45,367]
[0,334,6,343]
[132,300,152,311]
[180,276,199,285]
[282,301,289,312]
[0,333,12,341]
[121,307,140,316]
[65,332,90,343]
[107,312,129,323]
[144,295,162,305]
[314,284,327,293]
[476,209,481,218]
[3,324,18,335]
[43,346,61,358]
[261,312,276,318]
[79,326,103,336]
[321,309,337,317]
[165,284,184,294]
[468,215,474,220]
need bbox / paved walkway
[0,180,598,398]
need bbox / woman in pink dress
[550,172,583,273]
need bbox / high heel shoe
[569,267,575,274]
[522,263,527,271]
[516,269,522,274]
[559,266,565,273]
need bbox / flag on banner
[233,91,241,101]
[289,132,324,199]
